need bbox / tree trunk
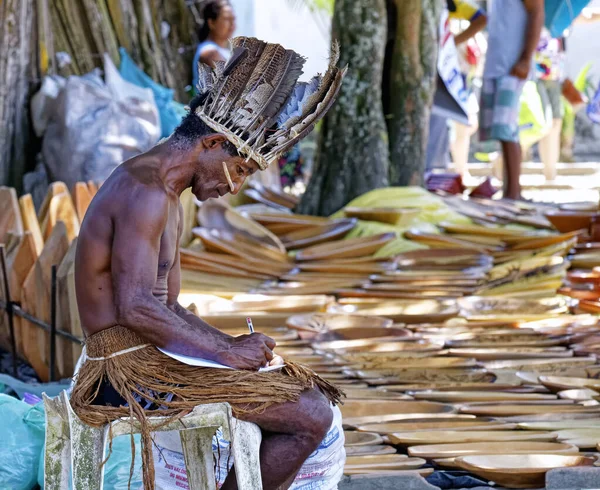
[0,0,36,190]
[387,0,441,186]
[297,0,389,216]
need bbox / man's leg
[501,140,522,200]
[221,388,334,490]
[491,76,526,200]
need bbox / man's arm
[511,0,545,79]
[454,14,487,45]
[112,189,274,369]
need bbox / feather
[266,65,346,158]
[231,44,288,128]
[243,50,306,144]
[276,75,320,128]
[196,61,214,95]
[212,37,267,120]
[223,46,248,77]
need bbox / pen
[246,317,255,334]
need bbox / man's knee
[298,389,333,444]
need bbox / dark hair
[197,0,229,42]
[171,94,238,156]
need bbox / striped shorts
[479,75,526,143]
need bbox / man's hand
[217,333,277,370]
[510,58,531,80]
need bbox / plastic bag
[519,80,553,149]
[118,48,185,137]
[152,405,345,490]
[39,58,160,189]
[0,394,45,490]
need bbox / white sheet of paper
[158,348,285,372]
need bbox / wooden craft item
[72,182,92,222]
[0,186,23,244]
[38,181,68,224]
[19,194,44,255]
[5,232,37,357]
[56,239,79,378]
[41,192,80,242]
[21,221,69,381]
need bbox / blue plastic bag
[0,394,45,490]
[118,48,185,138]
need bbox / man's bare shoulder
[87,159,171,227]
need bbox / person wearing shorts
[480,0,545,200]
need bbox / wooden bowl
[345,454,426,471]
[295,233,395,261]
[456,454,595,489]
[314,326,412,342]
[544,210,596,233]
[389,430,557,445]
[558,388,599,401]
[197,200,285,251]
[539,375,600,392]
[409,441,578,459]
[344,431,384,447]
[459,403,600,417]
[279,219,357,250]
[330,299,460,324]
[344,445,397,456]
[344,207,420,225]
[411,391,557,403]
[358,419,514,433]
[286,313,393,333]
[341,400,455,425]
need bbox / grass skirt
[70,326,343,489]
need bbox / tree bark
[387,0,441,186]
[297,0,389,216]
[0,0,35,190]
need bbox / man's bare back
[76,152,181,336]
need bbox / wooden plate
[409,441,578,459]
[539,376,600,392]
[518,419,600,430]
[244,188,291,212]
[345,455,426,471]
[438,221,539,238]
[344,431,384,447]
[198,200,286,252]
[348,357,478,370]
[343,468,433,477]
[315,326,412,341]
[358,420,515,433]
[448,347,573,360]
[456,454,594,489]
[296,233,396,261]
[343,388,413,401]
[330,299,459,324]
[280,219,357,250]
[344,207,420,225]
[458,296,569,318]
[344,445,397,456]
[411,391,557,403]
[394,248,493,268]
[460,403,600,417]
[313,340,442,354]
[558,389,599,401]
[341,400,454,426]
[286,313,393,333]
[389,430,557,445]
[364,369,496,385]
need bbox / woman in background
[192,0,235,92]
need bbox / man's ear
[201,133,228,150]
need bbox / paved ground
[459,161,600,204]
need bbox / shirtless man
[74,106,334,488]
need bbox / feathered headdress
[194,36,346,170]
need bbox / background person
[479,0,545,200]
[192,0,235,91]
